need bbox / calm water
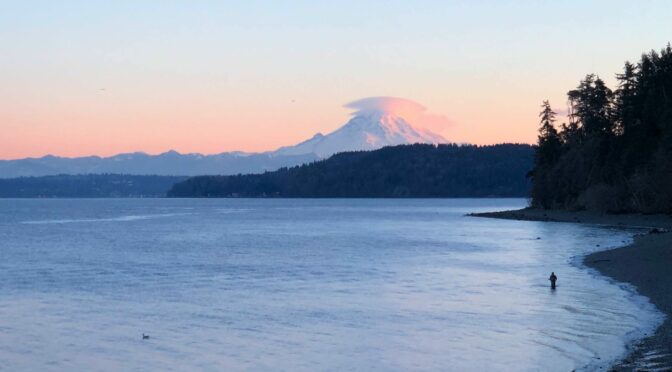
[0,199,662,371]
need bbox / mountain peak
[273,110,447,158]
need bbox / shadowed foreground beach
[472,208,672,371]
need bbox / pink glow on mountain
[344,97,452,132]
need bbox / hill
[168,144,534,198]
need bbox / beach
[472,208,672,371]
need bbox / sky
[1,0,671,159]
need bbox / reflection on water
[0,199,662,371]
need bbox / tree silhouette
[530,101,561,208]
[530,43,672,213]
[168,144,534,198]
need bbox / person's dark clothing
[549,273,557,289]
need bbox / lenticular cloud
[344,97,426,116]
[344,97,452,131]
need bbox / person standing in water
[549,272,557,289]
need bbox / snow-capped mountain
[272,111,446,158]
[0,99,449,178]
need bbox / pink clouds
[344,97,452,132]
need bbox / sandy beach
[472,208,672,371]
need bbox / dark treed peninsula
[168,143,534,198]
[531,43,672,213]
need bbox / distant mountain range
[0,151,318,178]
[0,111,447,178]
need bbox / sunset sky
[2,0,671,159]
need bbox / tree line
[531,43,672,213]
[168,143,534,198]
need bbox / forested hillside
[168,143,534,198]
[531,43,672,213]
[0,174,187,197]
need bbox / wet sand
[471,208,672,371]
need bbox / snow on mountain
[272,111,447,158]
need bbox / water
[0,199,662,371]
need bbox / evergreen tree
[614,61,638,135]
[531,42,672,213]
[567,74,614,136]
[529,101,562,208]
[536,100,561,167]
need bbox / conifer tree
[536,100,561,167]
[531,43,672,213]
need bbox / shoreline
[471,208,672,371]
